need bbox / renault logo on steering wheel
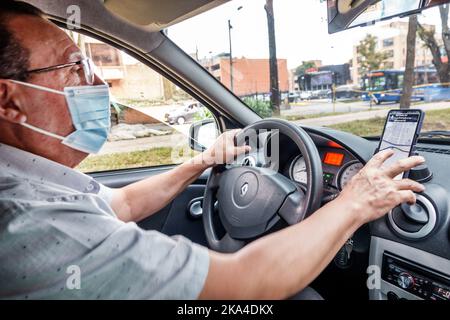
[240,183,249,197]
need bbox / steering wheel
[203,119,324,253]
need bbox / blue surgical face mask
[11,80,111,154]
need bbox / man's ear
[0,80,27,124]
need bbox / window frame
[383,38,394,47]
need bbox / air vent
[416,147,450,155]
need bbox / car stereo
[382,252,450,300]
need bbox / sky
[168,0,443,70]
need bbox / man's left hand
[201,129,251,167]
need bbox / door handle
[187,197,219,219]
[188,197,204,219]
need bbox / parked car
[299,91,312,100]
[165,101,202,125]
[288,92,300,103]
[328,84,362,100]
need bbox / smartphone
[376,109,425,180]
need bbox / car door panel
[157,185,208,246]
[90,166,210,188]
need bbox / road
[99,105,192,155]
[293,100,450,127]
[100,132,186,155]
[284,99,377,116]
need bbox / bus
[361,68,443,104]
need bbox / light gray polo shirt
[0,143,209,299]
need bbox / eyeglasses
[25,58,95,85]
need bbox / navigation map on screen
[379,111,422,179]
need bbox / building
[289,69,297,92]
[297,63,351,92]
[351,21,437,85]
[71,33,166,102]
[201,55,290,97]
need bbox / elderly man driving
[0,1,426,300]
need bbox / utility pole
[265,0,281,116]
[228,19,234,92]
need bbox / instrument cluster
[286,142,364,193]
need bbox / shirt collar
[0,142,102,195]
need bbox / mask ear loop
[9,80,67,140]
[9,80,66,96]
[21,122,65,140]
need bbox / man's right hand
[338,149,426,225]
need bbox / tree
[294,61,317,77]
[356,34,389,78]
[400,15,418,109]
[265,0,281,116]
[417,4,450,84]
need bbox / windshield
[168,1,450,139]
[366,75,387,91]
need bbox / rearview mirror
[189,119,219,152]
[328,0,450,34]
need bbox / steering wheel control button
[233,172,258,207]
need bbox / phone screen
[378,110,423,180]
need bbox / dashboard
[278,126,450,301]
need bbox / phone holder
[409,151,433,183]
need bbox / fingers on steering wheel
[230,129,242,148]
[235,145,251,155]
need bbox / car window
[66,31,216,173]
[168,0,450,139]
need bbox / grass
[117,93,193,108]
[77,147,197,173]
[328,108,450,137]
[282,112,348,122]
[281,107,391,122]
[328,117,386,136]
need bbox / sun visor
[103,0,230,30]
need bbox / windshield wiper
[419,130,450,139]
